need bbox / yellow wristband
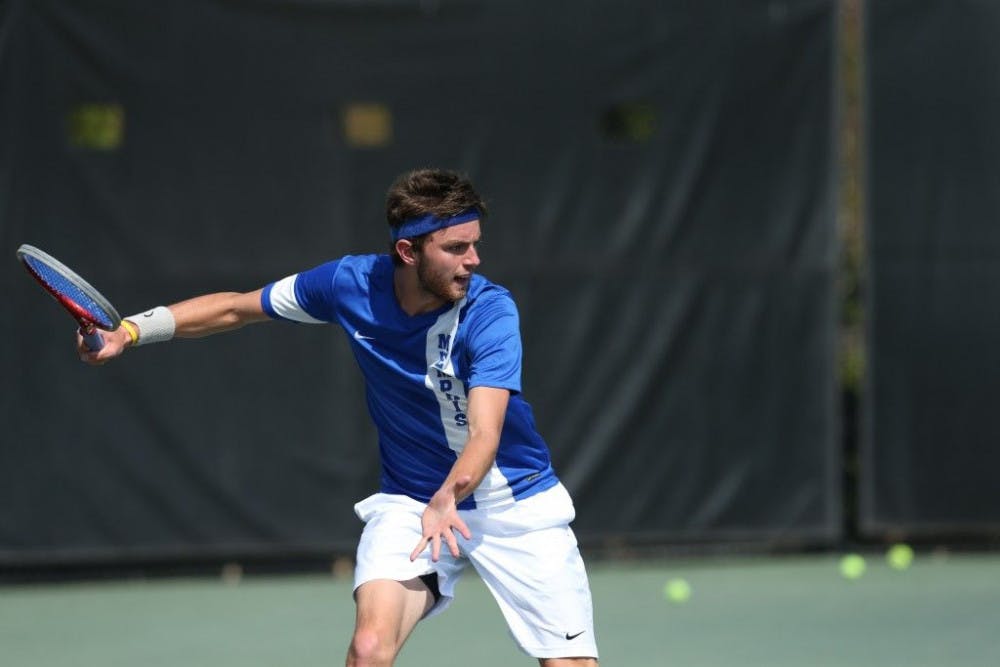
[120,319,139,345]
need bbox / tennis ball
[886,543,914,570]
[663,578,692,603]
[839,553,867,580]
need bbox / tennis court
[3,551,998,666]
[4,3,1000,666]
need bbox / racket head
[17,244,121,331]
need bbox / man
[80,168,599,667]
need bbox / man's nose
[465,245,480,267]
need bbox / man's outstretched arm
[78,288,268,365]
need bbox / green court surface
[2,552,998,666]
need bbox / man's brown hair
[385,169,487,263]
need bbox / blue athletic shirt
[260,254,559,509]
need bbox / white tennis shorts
[353,482,598,660]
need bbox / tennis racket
[16,244,121,351]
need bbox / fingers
[410,526,468,563]
[410,496,474,563]
[409,537,428,562]
[441,528,460,559]
[431,532,443,562]
[408,532,445,563]
[453,515,472,541]
[76,330,124,366]
[76,332,105,365]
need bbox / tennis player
[79,168,598,666]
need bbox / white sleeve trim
[268,275,324,324]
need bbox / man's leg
[346,577,435,667]
[540,659,598,667]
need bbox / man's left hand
[410,476,473,562]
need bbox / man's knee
[346,627,395,667]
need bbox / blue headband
[390,208,480,242]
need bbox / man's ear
[395,239,418,266]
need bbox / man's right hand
[77,325,131,366]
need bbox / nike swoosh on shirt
[565,631,586,640]
[353,330,375,341]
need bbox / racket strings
[24,256,118,329]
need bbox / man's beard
[416,258,467,303]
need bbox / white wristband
[126,306,176,346]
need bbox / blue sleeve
[465,293,523,393]
[294,260,342,321]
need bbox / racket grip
[80,326,105,351]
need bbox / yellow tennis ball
[839,554,867,580]
[887,543,914,570]
[663,578,692,603]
